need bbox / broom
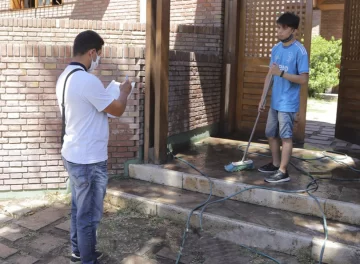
[224,74,274,172]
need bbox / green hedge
[308,36,342,97]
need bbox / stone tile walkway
[0,199,70,264]
[305,99,360,152]
[304,120,360,150]
[0,196,302,264]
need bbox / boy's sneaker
[264,170,290,183]
[70,250,103,263]
[258,162,279,173]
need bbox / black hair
[276,12,300,29]
[73,30,104,56]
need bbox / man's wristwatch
[280,70,285,77]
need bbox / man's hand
[258,100,265,112]
[120,80,132,96]
[270,63,282,76]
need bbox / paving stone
[310,135,330,140]
[305,139,332,145]
[2,205,32,217]
[55,219,70,232]
[335,142,348,147]
[0,224,27,242]
[351,144,360,150]
[319,131,335,136]
[30,234,67,254]
[0,242,18,259]
[0,214,12,224]
[11,254,38,264]
[17,206,69,231]
[323,127,335,131]
[48,256,69,264]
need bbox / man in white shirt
[56,30,132,264]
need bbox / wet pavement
[164,137,360,205]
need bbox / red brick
[2,131,27,137]
[2,69,26,76]
[4,179,28,184]
[22,161,46,167]
[21,149,46,155]
[20,63,44,69]
[11,185,23,191]
[23,184,47,190]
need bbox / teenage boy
[258,12,309,183]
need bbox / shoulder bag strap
[61,68,84,146]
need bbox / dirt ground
[0,193,314,264]
[98,207,314,264]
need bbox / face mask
[280,34,294,43]
[88,53,100,72]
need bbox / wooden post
[154,0,170,164]
[220,0,240,136]
[144,0,157,163]
[235,0,246,132]
[294,0,313,143]
[144,0,170,164]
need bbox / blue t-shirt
[269,41,309,113]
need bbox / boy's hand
[270,63,282,76]
[258,101,265,112]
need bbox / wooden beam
[220,0,240,136]
[318,4,344,10]
[153,0,170,164]
[144,0,157,163]
[294,0,313,143]
[235,0,247,132]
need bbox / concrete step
[105,178,360,264]
[129,164,360,226]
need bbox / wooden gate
[335,0,360,144]
[236,0,312,143]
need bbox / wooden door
[335,0,360,144]
[236,0,313,143]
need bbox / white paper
[106,80,135,118]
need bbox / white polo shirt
[56,63,114,164]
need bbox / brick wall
[0,17,146,46]
[0,18,222,55]
[0,0,224,26]
[312,9,321,38]
[170,0,224,26]
[320,9,344,40]
[170,24,222,55]
[0,0,225,191]
[0,0,139,21]
[0,43,144,191]
[168,51,221,136]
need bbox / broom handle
[241,75,274,162]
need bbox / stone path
[0,199,71,264]
[304,120,360,150]
[0,197,303,264]
[305,99,360,152]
